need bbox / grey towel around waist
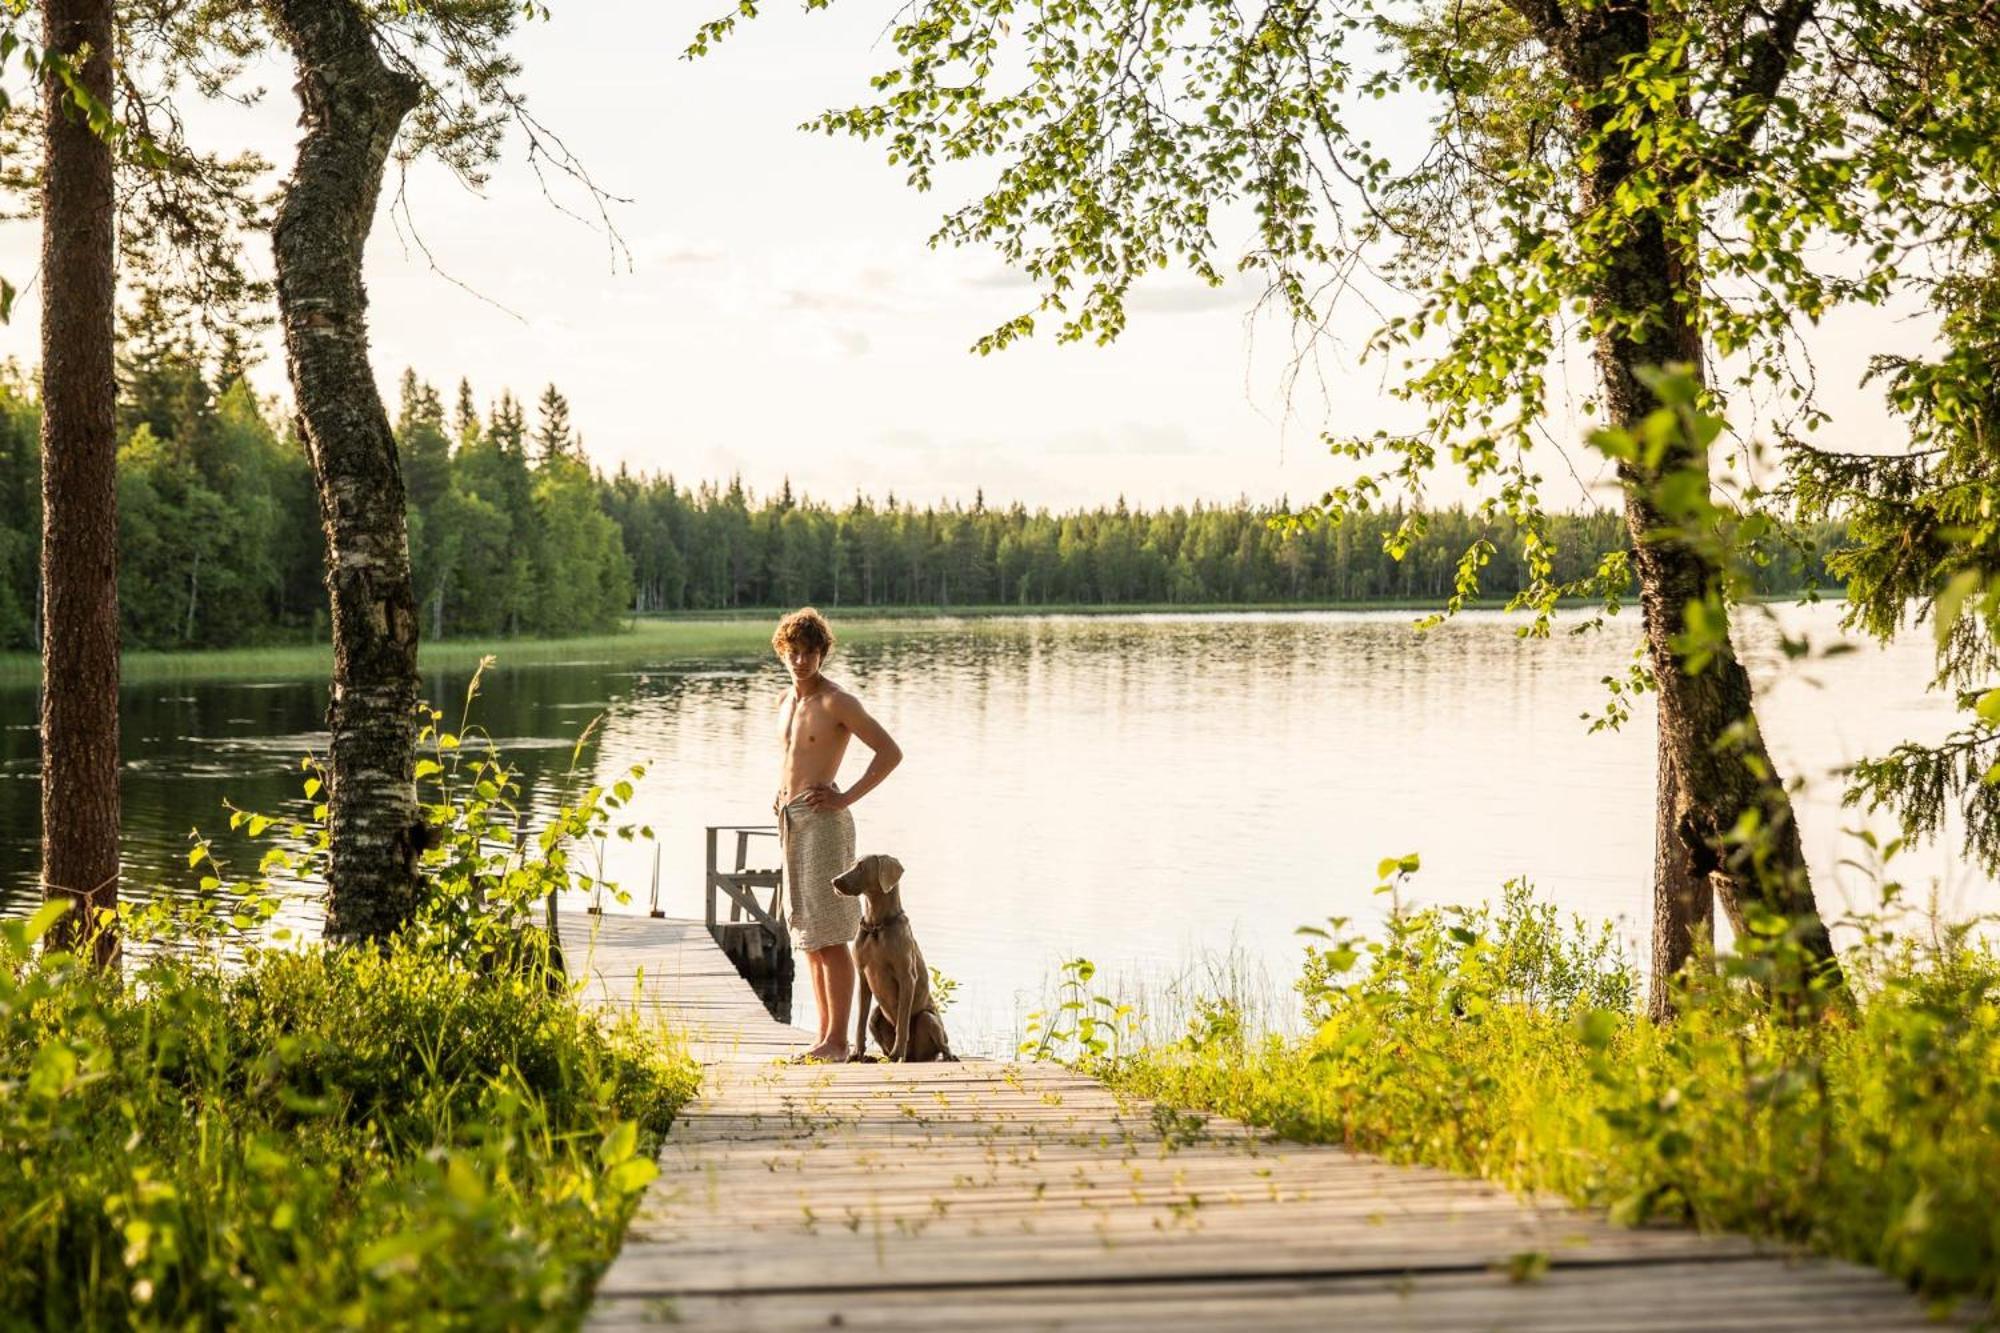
[778,797,859,952]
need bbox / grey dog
[831,853,957,1062]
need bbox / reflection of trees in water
[6,627,1306,919]
[0,720,35,909]
[0,658,674,917]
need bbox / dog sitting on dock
[831,853,956,1063]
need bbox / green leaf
[1575,1008,1620,1049]
[606,1157,659,1194]
[599,1119,639,1166]
[1976,689,2000,727]
[358,1224,451,1275]
[1934,569,1983,648]
[23,896,71,943]
[444,1154,487,1205]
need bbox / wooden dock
[563,911,1963,1331]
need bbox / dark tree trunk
[1648,714,1712,1019]
[265,0,425,946]
[1564,1,1839,996]
[39,0,120,968]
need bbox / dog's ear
[879,854,905,890]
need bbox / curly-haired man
[770,607,903,1061]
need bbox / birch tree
[253,0,610,942]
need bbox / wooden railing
[705,824,783,939]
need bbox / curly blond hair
[772,606,835,659]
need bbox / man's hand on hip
[801,782,850,812]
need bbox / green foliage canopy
[697,0,1964,626]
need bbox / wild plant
[928,965,959,1014]
[1019,957,1138,1064]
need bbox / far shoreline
[0,594,1844,687]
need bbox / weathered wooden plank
[589,1262,1961,1333]
[563,910,1973,1331]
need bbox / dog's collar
[857,910,907,938]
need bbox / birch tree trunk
[39,0,120,968]
[264,0,425,946]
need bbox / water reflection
[0,607,1989,1053]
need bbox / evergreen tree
[466,390,538,634]
[532,383,575,466]
[453,376,480,446]
[0,357,1844,649]
[396,370,452,512]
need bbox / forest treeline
[0,349,1846,652]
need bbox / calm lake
[1,606,1988,1053]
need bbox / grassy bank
[0,919,697,1330]
[0,602,1526,687]
[0,617,900,687]
[0,595,1841,686]
[1066,879,1999,1315]
[647,594,1835,621]
[632,598,1545,621]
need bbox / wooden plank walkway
[562,911,1965,1331]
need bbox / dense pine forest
[0,345,1845,653]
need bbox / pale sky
[0,1,1917,511]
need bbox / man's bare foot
[788,1040,850,1064]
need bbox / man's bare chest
[782,695,845,752]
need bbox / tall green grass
[0,617,911,686]
[0,923,695,1330]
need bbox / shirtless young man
[772,608,903,1062]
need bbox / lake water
[1,606,1989,1053]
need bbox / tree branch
[1722,0,1817,154]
